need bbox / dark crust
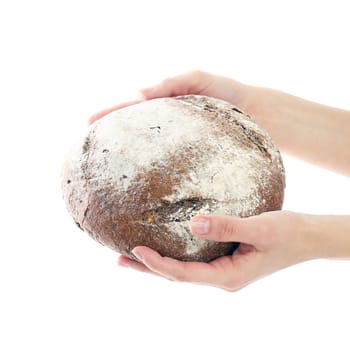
[176,95,273,161]
[61,95,285,262]
[81,149,237,262]
[175,95,285,212]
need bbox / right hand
[88,70,257,125]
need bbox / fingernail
[191,218,210,235]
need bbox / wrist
[305,215,350,260]
[240,86,287,137]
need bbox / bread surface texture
[61,95,285,262]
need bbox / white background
[1,1,350,349]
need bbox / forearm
[306,214,350,260]
[246,87,350,176]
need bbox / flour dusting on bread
[61,95,285,262]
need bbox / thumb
[190,214,269,245]
[139,81,173,99]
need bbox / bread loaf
[61,95,285,262]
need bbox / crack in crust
[176,95,272,159]
[62,95,285,262]
[141,197,218,224]
[80,130,95,226]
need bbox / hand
[88,70,254,124]
[88,69,350,288]
[118,211,317,291]
[88,69,350,175]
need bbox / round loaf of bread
[61,95,285,262]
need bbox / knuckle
[221,273,245,292]
[169,264,188,283]
[223,280,243,292]
[190,69,204,78]
[225,285,243,293]
[171,270,186,283]
[223,283,237,292]
[221,220,236,241]
[256,217,278,245]
[160,77,172,87]
[258,221,270,239]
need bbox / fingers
[118,211,302,291]
[129,246,267,292]
[88,98,145,125]
[88,70,212,124]
[190,213,276,246]
[140,70,212,100]
[117,255,160,276]
[131,246,227,286]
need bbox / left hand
[118,211,316,291]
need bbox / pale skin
[89,70,350,291]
